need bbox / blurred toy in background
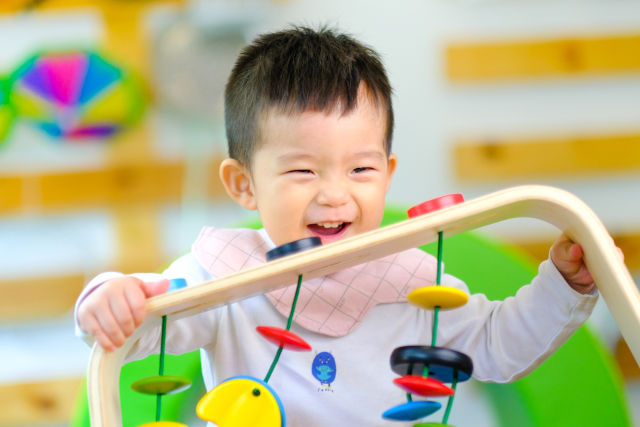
[0,77,15,144]
[8,50,144,140]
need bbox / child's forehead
[260,96,385,129]
[257,103,386,148]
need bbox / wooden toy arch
[86,185,640,426]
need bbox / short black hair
[224,25,394,168]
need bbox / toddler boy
[76,26,599,425]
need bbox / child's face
[221,95,396,247]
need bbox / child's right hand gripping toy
[85,185,640,427]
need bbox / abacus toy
[383,194,470,425]
[86,186,640,426]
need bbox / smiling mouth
[308,222,350,236]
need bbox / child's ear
[219,158,257,210]
[385,153,397,191]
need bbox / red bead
[393,375,454,396]
[407,194,464,218]
[256,326,312,351]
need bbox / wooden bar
[446,33,640,82]
[453,132,640,181]
[3,231,636,322]
[86,185,640,426]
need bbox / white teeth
[317,222,342,228]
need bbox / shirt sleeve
[437,258,598,383]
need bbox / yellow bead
[408,286,469,310]
[137,422,188,427]
[197,377,283,427]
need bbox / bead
[407,194,464,218]
[390,346,473,383]
[266,237,322,261]
[197,376,284,426]
[382,401,442,421]
[137,422,188,427]
[408,286,469,310]
[168,278,187,292]
[256,326,312,351]
[130,375,191,395]
[393,375,454,396]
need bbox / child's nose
[316,179,350,206]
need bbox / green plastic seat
[72,207,631,426]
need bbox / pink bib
[192,227,438,337]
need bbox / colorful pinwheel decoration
[0,77,15,144]
[9,51,143,140]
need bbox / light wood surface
[453,132,640,181]
[87,185,640,426]
[0,156,226,214]
[0,273,85,320]
[0,376,83,425]
[445,33,640,81]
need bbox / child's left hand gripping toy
[86,185,640,427]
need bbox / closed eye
[353,167,374,173]
[287,169,314,174]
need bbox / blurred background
[0,0,639,425]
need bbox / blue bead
[382,401,442,421]
[168,278,188,292]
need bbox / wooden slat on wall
[0,156,226,214]
[0,274,86,320]
[453,132,640,181]
[446,33,640,82]
[0,175,21,211]
[0,376,83,426]
[113,205,164,274]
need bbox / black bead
[266,237,322,261]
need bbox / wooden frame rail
[87,185,640,426]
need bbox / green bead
[131,375,191,395]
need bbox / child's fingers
[124,282,149,328]
[568,264,594,287]
[94,305,127,348]
[142,279,170,298]
[567,242,584,262]
[82,312,117,352]
[109,292,137,337]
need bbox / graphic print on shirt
[311,351,336,392]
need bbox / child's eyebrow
[276,150,386,164]
[276,152,315,163]
[351,150,386,161]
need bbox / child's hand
[77,277,169,351]
[550,233,622,295]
